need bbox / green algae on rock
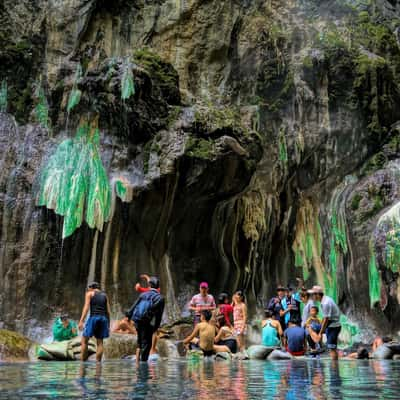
[0,329,33,360]
[0,80,7,112]
[37,118,111,238]
[368,246,381,308]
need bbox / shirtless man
[112,312,136,334]
[183,310,216,356]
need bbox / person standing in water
[233,290,247,352]
[310,285,342,360]
[134,274,160,355]
[78,282,111,362]
[130,276,164,363]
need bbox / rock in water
[247,345,275,360]
[103,333,137,360]
[0,329,34,361]
[267,350,293,360]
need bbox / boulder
[247,345,275,360]
[267,350,293,360]
[386,343,400,355]
[0,329,34,361]
[215,352,231,361]
[157,338,180,358]
[103,333,137,359]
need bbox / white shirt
[320,295,341,328]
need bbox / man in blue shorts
[310,285,342,360]
[78,282,111,361]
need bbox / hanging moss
[67,64,82,113]
[121,58,135,100]
[0,80,7,112]
[34,85,49,129]
[278,127,288,164]
[368,248,381,308]
[295,248,304,267]
[305,233,313,261]
[37,119,111,238]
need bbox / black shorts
[217,339,237,353]
[201,349,214,357]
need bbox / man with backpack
[129,276,164,363]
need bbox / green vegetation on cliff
[37,118,111,238]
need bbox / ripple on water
[1,359,400,399]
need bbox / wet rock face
[1,0,400,338]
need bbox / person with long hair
[233,290,247,352]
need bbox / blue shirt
[284,326,306,353]
[281,293,301,325]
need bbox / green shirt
[52,318,78,342]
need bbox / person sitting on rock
[112,312,137,335]
[214,314,238,353]
[283,317,307,356]
[261,309,282,347]
[52,314,78,342]
[183,310,217,357]
[304,305,322,350]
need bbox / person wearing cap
[78,282,111,362]
[52,314,78,342]
[266,286,286,329]
[309,285,341,360]
[189,282,216,325]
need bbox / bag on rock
[247,345,275,360]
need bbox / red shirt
[219,304,234,327]
[135,284,160,293]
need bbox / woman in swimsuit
[214,315,238,353]
[233,290,247,352]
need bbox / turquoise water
[0,359,399,399]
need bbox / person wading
[309,285,342,360]
[78,282,111,362]
[129,276,165,363]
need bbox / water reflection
[0,359,400,399]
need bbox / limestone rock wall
[1,0,400,338]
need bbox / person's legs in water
[326,326,341,360]
[96,338,104,362]
[237,333,246,352]
[81,336,89,361]
[150,331,158,355]
[137,322,154,362]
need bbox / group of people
[52,277,344,363]
[263,283,342,359]
[183,284,247,355]
[182,281,342,360]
